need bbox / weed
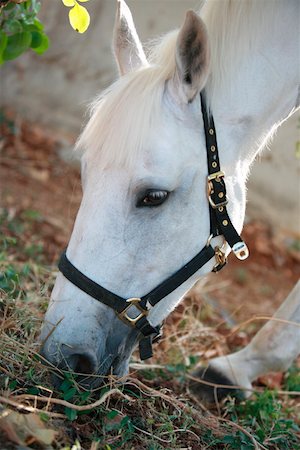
[0,208,299,449]
[21,209,43,222]
[224,391,300,449]
[284,366,300,392]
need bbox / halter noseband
[58,93,249,360]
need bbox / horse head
[40,1,235,385]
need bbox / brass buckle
[207,171,228,209]
[232,241,249,260]
[206,235,227,271]
[208,196,229,209]
[207,171,225,182]
[118,297,148,327]
[213,245,227,271]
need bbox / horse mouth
[48,353,129,390]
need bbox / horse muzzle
[39,315,138,388]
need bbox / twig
[218,416,268,450]
[132,424,172,443]
[0,365,13,377]
[40,317,64,347]
[130,363,165,371]
[125,378,223,434]
[0,396,65,419]
[11,388,134,411]
[161,427,201,441]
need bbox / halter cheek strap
[58,92,249,361]
[202,94,249,261]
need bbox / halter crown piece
[58,93,249,361]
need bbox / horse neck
[203,0,299,172]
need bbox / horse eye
[137,189,169,207]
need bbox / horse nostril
[73,353,96,374]
[62,349,98,375]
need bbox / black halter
[58,93,249,360]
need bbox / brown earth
[1,112,300,450]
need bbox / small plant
[0,0,49,63]
[223,390,300,449]
[0,264,23,296]
[1,205,299,449]
[0,0,91,65]
[284,366,300,392]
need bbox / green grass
[0,208,299,449]
[223,390,300,450]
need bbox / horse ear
[113,0,148,76]
[170,11,210,104]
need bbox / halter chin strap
[58,92,249,361]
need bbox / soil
[1,112,300,450]
[1,112,299,324]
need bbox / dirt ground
[1,111,300,450]
[1,113,299,325]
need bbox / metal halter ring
[117,297,148,326]
[206,235,227,271]
[213,245,227,271]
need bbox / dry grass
[1,215,299,450]
[0,114,299,449]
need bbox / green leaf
[30,30,43,48]
[63,387,77,401]
[33,18,44,31]
[27,386,40,395]
[5,19,23,34]
[59,378,73,393]
[8,380,17,390]
[79,391,90,402]
[0,31,8,65]
[39,412,50,423]
[3,3,16,12]
[3,31,32,61]
[30,0,41,14]
[22,209,42,221]
[106,410,119,420]
[32,33,49,55]
[65,407,78,421]
[222,435,236,444]
[69,2,90,33]
[120,416,130,427]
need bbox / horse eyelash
[136,190,169,208]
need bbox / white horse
[40,0,300,401]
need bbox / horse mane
[76,0,278,169]
[201,0,279,110]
